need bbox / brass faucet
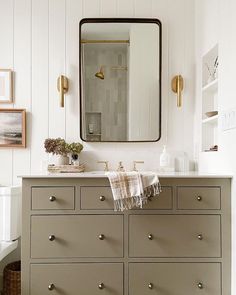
[133,161,144,171]
[117,161,125,172]
[97,161,109,172]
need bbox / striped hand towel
[107,171,161,211]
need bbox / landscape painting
[0,109,26,147]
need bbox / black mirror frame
[79,18,162,143]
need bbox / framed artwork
[0,109,26,148]
[0,69,13,103]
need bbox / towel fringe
[114,182,162,211]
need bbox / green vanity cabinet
[21,176,231,295]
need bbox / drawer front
[142,186,173,209]
[31,215,123,258]
[81,186,173,210]
[177,186,221,210]
[129,215,221,257]
[31,263,123,295]
[81,186,114,210]
[129,263,221,295]
[31,187,75,210]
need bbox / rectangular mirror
[79,18,162,142]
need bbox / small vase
[55,155,69,166]
[71,153,80,165]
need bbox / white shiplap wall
[0,0,195,288]
[0,0,195,185]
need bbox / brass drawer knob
[98,283,105,289]
[197,234,203,240]
[197,196,202,201]
[148,283,153,289]
[148,234,153,240]
[49,196,56,202]
[49,235,56,241]
[198,282,203,289]
[99,234,105,240]
[100,196,105,201]
[48,283,55,291]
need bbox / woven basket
[2,261,21,295]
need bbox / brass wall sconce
[171,75,184,107]
[57,75,69,108]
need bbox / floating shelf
[202,115,218,124]
[202,79,218,93]
[201,44,219,153]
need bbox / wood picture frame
[0,109,26,148]
[0,69,13,104]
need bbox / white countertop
[20,171,233,179]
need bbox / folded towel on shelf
[107,171,161,211]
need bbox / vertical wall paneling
[166,0,186,152]
[82,0,101,18]
[0,0,14,185]
[152,0,169,144]
[0,0,196,180]
[30,0,49,173]
[12,0,32,184]
[181,0,195,159]
[134,0,152,17]
[65,0,82,141]
[100,0,117,16]
[117,0,134,17]
[48,0,66,138]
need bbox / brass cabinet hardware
[99,196,106,201]
[49,196,56,202]
[57,75,69,108]
[197,196,202,201]
[48,284,55,291]
[48,235,55,241]
[148,234,153,240]
[117,161,125,172]
[133,160,144,171]
[98,234,105,240]
[197,234,203,240]
[171,75,184,107]
[148,283,153,289]
[98,283,105,289]
[198,282,203,289]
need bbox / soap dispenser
[160,145,171,171]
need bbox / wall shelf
[201,44,219,152]
[202,78,218,93]
[202,115,218,124]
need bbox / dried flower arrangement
[44,138,83,157]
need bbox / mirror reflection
[80,19,161,142]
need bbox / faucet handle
[133,161,144,171]
[97,161,109,172]
[117,161,125,172]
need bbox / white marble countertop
[20,171,233,179]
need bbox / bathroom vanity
[21,173,231,295]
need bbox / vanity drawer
[177,186,221,210]
[31,186,75,210]
[81,186,114,210]
[129,215,221,257]
[129,263,221,295]
[31,215,123,258]
[31,263,123,295]
[142,186,173,209]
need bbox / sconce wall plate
[172,75,184,107]
[57,75,69,108]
